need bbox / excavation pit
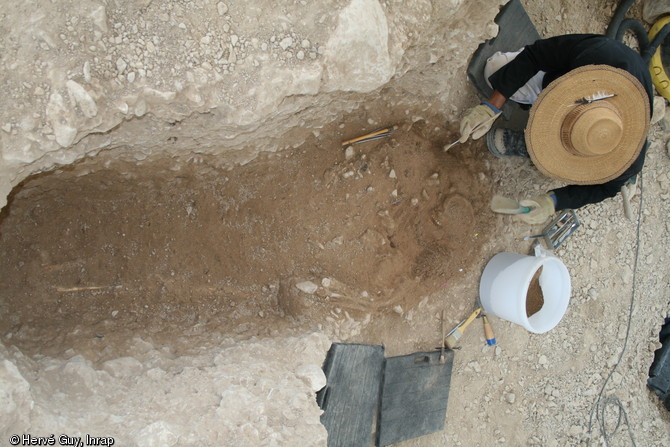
[0,120,496,360]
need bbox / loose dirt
[526,266,544,317]
[1,1,670,446]
[0,115,495,361]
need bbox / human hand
[459,101,501,143]
[518,194,556,224]
[490,195,528,214]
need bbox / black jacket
[488,34,654,211]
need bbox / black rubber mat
[316,343,385,447]
[648,318,670,411]
[376,350,455,446]
[466,0,541,129]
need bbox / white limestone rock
[280,37,294,50]
[66,80,98,118]
[89,4,109,33]
[652,95,667,125]
[136,421,179,447]
[296,363,327,392]
[0,359,33,437]
[46,93,78,147]
[296,280,319,294]
[103,356,144,378]
[322,0,397,93]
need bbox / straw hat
[526,65,649,185]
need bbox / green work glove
[518,194,556,224]
[459,101,501,143]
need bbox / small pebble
[468,361,481,373]
[279,37,293,50]
[296,281,318,294]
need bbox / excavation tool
[443,114,501,152]
[443,138,461,152]
[482,315,497,346]
[474,297,496,346]
[444,307,482,349]
[490,195,531,214]
[341,127,393,146]
[523,209,580,250]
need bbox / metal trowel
[490,195,531,214]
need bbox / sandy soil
[1,0,670,446]
[0,111,494,360]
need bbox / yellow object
[444,308,482,348]
[341,128,392,146]
[649,15,670,101]
[461,307,482,329]
[526,66,649,185]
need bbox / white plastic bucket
[479,248,571,334]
